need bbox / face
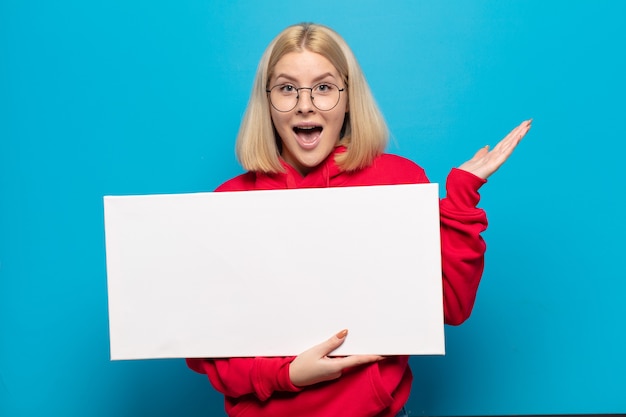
[268,50,348,176]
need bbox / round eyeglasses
[266,82,345,112]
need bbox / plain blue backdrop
[2,1,625,416]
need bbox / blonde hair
[236,23,388,173]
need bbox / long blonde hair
[236,23,388,173]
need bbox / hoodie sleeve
[439,168,488,325]
[186,357,302,401]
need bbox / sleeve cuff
[446,168,487,208]
[252,357,302,400]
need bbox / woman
[187,22,532,417]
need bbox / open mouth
[293,125,323,145]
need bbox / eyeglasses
[266,82,345,112]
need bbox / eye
[314,83,335,94]
[278,84,297,94]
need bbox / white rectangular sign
[104,184,444,360]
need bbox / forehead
[271,50,341,82]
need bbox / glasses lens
[269,85,298,112]
[311,83,340,111]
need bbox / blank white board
[104,184,444,359]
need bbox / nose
[296,88,315,113]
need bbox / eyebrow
[273,72,338,85]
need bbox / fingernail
[336,329,348,339]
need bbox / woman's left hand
[458,119,532,180]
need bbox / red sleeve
[439,168,488,325]
[186,357,302,401]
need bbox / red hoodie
[187,147,487,417]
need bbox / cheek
[330,111,348,131]
[270,112,289,135]
[269,110,279,128]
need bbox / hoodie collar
[254,146,346,189]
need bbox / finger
[489,120,532,169]
[492,120,531,155]
[511,119,532,141]
[314,329,349,356]
[494,123,525,151]
[327,354,385,371]
[501,119,531,142]
[508,119,532,144]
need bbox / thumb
[472,145,489,160]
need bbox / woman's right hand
[288,329,384,387]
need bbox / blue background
[2,1,625,416]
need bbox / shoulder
[362,153,429,184]
[338,153,429,186]
[376,153,425,171]
[214,172,257,192]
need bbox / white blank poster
[104,183,444,360]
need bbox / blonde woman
[187,23,531,417]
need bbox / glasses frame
[266,82,346,112]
